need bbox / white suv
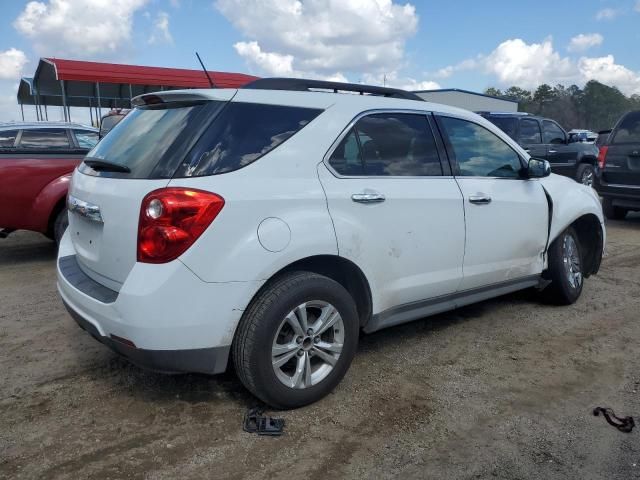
[57,79,605,408]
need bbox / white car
[57,79,605,408]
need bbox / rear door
[603,111,640,186]
[436,114,548,291]
[518,118,546,159]
[318,111,465,314]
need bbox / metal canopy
[17,57,258,122]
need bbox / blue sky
[1,0,640,122]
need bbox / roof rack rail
[241,77,425,102]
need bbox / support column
[96,82,102,123]
[60,80,68,122]
[20,101,24,121]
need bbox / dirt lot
[1,217,639,480]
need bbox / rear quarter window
[483,116,517,140]
[174,102,322,177]
[612,112,640,144]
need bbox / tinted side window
[19,129,70,148]
[73,130,99,149]
[439,116,523,178]
[612,112,640,144]
[352,113,442,176]
[329,129,363,175]
[484,116,517,140]
[519,119,542,144]
[0,129,18,147]
[542,121,565,144]
[176,103,322,177]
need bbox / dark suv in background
[480,112,599,185]
[595,111,640,219]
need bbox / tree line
[484,80,640,132]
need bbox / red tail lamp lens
[597,146,609,169]
[137,188,224,263]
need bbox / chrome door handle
[468,195,492,205]
[351,193,386,204]
[548,149,558,154]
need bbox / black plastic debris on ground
[244,407,285,436]
[593,407,635,433]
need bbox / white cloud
[14,0,148,59]
[568,33,603,52]
[148,11,173,44]
[435,37,640,96]
[579,55,640,95]
[596,8,619,20]
[482,38,576,88]
[0,48,28,80]
[216,0,418,79]
[234,41,294,76]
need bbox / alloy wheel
[271,300,344,389]
[562,234,582,290]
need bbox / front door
[318,111,465,315]
[437,115,549,291]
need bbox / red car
[0,122,98,243]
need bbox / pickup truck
[480,112,600,186]
[0,122,98,243]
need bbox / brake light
[597,146,609,169]
[137,188,224,263]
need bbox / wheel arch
[243,254,373,329]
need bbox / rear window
[82,101,321,179]
[19,129,70,149]
[483,116,517,140]
[612,112,640,144]
[0,129,18,147]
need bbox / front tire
[53,208,69,245]
[233,271,359,409]
[543,227,584,305]
[602,197,627,220]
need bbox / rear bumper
[64,299,230,374]
[596,179,640,209]
[56,230,262,374]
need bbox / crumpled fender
[27,174,71,233]
[539,173,605,246]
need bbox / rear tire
[53,208,69,245]
[576,163,595,187]
[542,227,584,305]
[233,271,359,409]
[602,197,627,220]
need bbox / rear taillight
[597,146,609,169]
[137,188,224,264]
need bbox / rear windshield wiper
[84,159,131,173]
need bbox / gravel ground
[1,218,639,480]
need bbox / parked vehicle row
[0,122,98,242]
[57,79,605,408]
[479,112,600,186]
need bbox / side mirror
[527,158,551,178]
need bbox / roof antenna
[195,51,216,88]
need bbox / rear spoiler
[132,90,235,107]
